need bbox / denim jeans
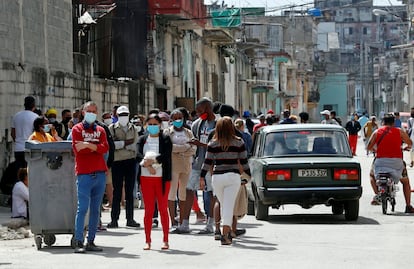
[75,172,106,242]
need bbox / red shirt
[71,122,109,175]
[253,123,266,133]
[376,126,402,158]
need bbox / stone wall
[0,61,153,181]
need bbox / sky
[204,0,404,11]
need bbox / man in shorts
[367,113,414,213]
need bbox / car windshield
[263,130,351,157]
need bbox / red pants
[349,134,358,155]
[141,176,170,243]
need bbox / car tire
[331,203,344,215]
[247,199,255,216]
[254,192,268,220]
[344,200,359,221]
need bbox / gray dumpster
[25,141,78,250]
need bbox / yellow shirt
[363,121,378,139]
[28,131,57,143]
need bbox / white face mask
[161,121,170,129]
[136,125,142,132]
[103,118,113,126]
[118,116,129,126]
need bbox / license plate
[298,169,327,177]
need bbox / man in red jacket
[72,101,109,253]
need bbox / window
[172,44,181,77]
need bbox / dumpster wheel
[35,235,42,250]
[43,234,56,246]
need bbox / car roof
[259,123,344,133]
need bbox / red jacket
[71,122,109,175]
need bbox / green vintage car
[248,124,362,221]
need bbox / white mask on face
[103,118,113,126]
[136,125,142,132]
[161,121,170,130]
[118,116,129,126]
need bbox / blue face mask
[147,125,160,135]
[43,124,50,133]
[172,119,184,128]
[84,112,97,124]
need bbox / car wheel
[254,192,268,220]
[344,200,359,221]
[331,203,344,215]
[247,198,255,216]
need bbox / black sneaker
[126,220,141,228]
[85,242,103,252]
[235,228,246,236]
[214,230,221,241]
[152,219,159,228]
[107,221,118,228]
[74,241,86,254]
[405,205,414,213]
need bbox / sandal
[220,233,232,245]
[143,243,151,250]
[161,242,169,250]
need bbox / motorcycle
[376,173,398,214]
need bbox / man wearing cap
[107,105,140,228]
[279,109,295,124]
[242,111,254,135]
[11,96,38,169]
[320,110,339,125]
[253,114,266,132]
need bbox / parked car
[247,124,362,221]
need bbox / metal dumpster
[25,141,79,250]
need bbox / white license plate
[298,169,327,177]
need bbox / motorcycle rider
[366,113,414,213]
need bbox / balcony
[149,0,206,28]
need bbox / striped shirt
[200,138,251,178]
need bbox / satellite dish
[78,11,96,25]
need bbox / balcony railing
[149,0,206,27]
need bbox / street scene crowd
[1,95,414,252]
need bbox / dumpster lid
[25,140,73,151]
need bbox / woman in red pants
[137,113,172,250]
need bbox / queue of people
[5,94,414,253]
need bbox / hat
[242,111,251,118]
[158,111,170,120]
[370,115,376,120]
[219,104,235,117]
[46,108,57,117]
[257,114,265,120]
[320,109,330,115]
[267,109,274,114]
[116,105,130,115]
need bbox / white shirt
[12,110,38,151]
[170,130,188,145]
[12,181,29,218]
[141,136,162,177]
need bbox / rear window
[262,130,351,157]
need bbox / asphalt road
[0,138,413,269]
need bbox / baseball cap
[320,110,330,115]
[116,105,130,115]
[46,108,57,117]
[242,111,251,117]
[267,109,274,114]
[257,114,265,119]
